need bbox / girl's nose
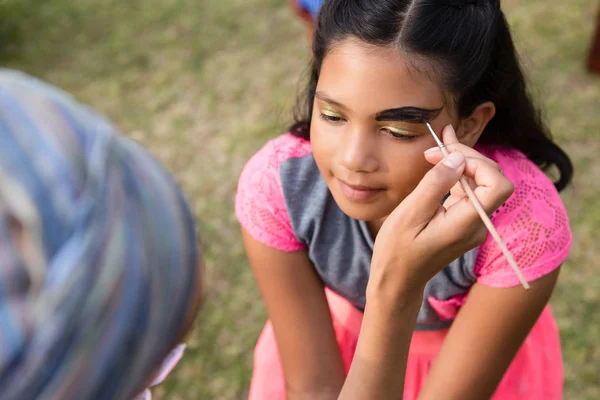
[338,127,379,173]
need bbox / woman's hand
[368,124,514,300]
[340,124,513,400]
[340,124,514,400]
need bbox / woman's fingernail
[424,147,440,155]
[443,152,465,169]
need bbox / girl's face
[311,39,459,228]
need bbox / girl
[236,0,573,399]
[0,69,202,400]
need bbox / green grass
[2,0,599,398]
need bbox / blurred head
[291,0,572,223]
[0,70,202,399]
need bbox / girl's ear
[455,102,496,147]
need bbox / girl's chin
[334,197,393,223]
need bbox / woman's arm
[339,288,423,400]
[417,269,560,400]
[242,229,345,400]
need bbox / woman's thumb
[399,152,466,227]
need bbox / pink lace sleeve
[474,148,572,287]
[235,134,310,252]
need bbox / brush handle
[440,146,531,289]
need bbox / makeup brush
[425,122,530,290]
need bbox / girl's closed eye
[381,125,419,141]
[320,107,345,123]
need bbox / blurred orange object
[289,0,315,46]
[588,8,600,74]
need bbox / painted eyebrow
[375,107,443,123]
[315,91,443,123]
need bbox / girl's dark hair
[290,0,573,191]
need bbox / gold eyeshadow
[321,106,343,118]
[383,125,419,136]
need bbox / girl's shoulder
[481,147,554,186]
[474,147,573,287]
[251,133,312,166]
[235,133,311,252]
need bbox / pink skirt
[249,289,563,400]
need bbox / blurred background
[1,0,598,398]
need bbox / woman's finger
[443,183,467,210]
[460,157,514,214]
[423,125,500,169]
[427,158,512,246]
[441,123,461,146]
[424,146,498,165]
[392,152,466,231]
[424,146,500,170]
[427,155,513,243]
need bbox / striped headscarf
[0,69,199,399]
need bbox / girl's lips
[336,178,384,202]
